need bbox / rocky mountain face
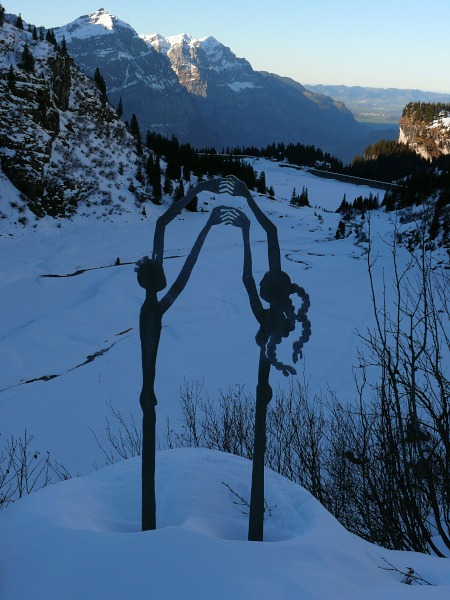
[0,19,149,219]
[55,9,368,161]
[399,103,450,160]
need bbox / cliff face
[399,103,450,160]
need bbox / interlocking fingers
[220,207,241,224]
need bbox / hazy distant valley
[304,83,450,124]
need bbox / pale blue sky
[4,0,450,93]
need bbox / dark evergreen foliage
[290,186,310,208]
[93,66,107,106]
[226,140,343,172]
[185,186,198,212]
[7,65,16,93]
[129,113,142,154]
[346,140,426,183]
[335,220,346,239]
[20,43,35,73]
[145,154,162,202]
[45,29,57,46]
[403,101,450,123]
[15,13,23,29]
[337,192,379,220]
[145,131,261,193]
[116,97,123,118]
[0,4,4,27]
[59,35,68,56]
[256,170,266,194]
[172,179,185,202]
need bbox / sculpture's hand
[221,207,250,231]
[208,206,250,229]
[218,175,249,198]
[196,178,222,195]
[208,205,227,225]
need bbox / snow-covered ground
[2,448,449,600]
[1,159,449,597]
[0,160,390,472]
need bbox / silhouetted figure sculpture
[137,175,310,538]
[221,176,311,541]
[138,178,236,531]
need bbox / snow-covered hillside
[0,19,149,218]
[1,158,449,597]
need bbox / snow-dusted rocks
[399,105,450,159]
[0,20,150,218]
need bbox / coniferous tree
[163,173,173,195]
[32,25,38,40]
[150,157,162,203]
[46,29,57,46]
[0,4,5,27]
[299,186,309,206]
[256,170,266,194]
[117,97,123,118]
[335,220,346,239]
[7,64,16,93]
[136,165,144,185]
[59,35,68,56]
[20,43,35,73]
[93,66,107,105]
[129,113,142,154]
[290,187,297,205]
[185,185,198,212]
[39,26,44,41]
[182,163,191,183]
[15,13,23,29]
[173,179,185,202]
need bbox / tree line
[402,101,450,123]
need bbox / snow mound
[1,448,449,599]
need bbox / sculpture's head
[136,257,167,292]
[259,270,293,304]
[256,269,311,377]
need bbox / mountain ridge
[52,9,368,161]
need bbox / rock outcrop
[399,103,450,160]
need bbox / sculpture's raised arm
[159,205,232,314]
[152,178,223,264]
[219,176,281,272]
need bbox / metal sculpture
[137,178,225,531]
[137,176,311,539]
[219,176,311,541]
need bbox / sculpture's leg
[248,350,272,541]
[142,406,156,531]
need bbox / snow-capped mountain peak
[56,8,134,42]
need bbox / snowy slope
[1,158,449,598]
[0,159,428,474]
